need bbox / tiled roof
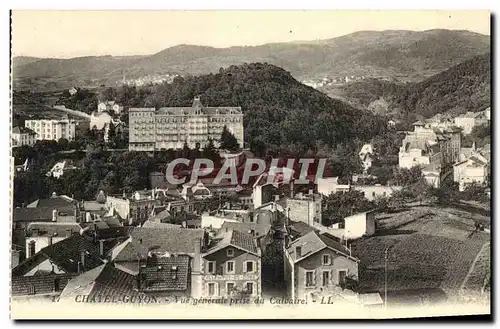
[288,220,316,238]
[27,196,76,209]
[205,230,259,256]
[142,221,181,229]
[113,228,205,262]
[27,222,82,237]
[13,208,57,222]
[139,255,190,292]
[61,263,146,300]
[219,221,271,239]
[287,231,358,263]
[13,234,104,276]
[82,201,107,212]
[11,273,76,296]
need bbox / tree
[219,125,240,152]
[322,190,374,226]
[393,166,423,186]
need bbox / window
[250,229,255,236]
[338,270,347,285]
[322,271,330,287]
[227,248,234,257]
[207,261,216,274]
[246,282,254,295]
[372,191,376,198]
[207,283,217,296]
[245,261,255,273]
[306,271,315,287]
[226,282,235,296]
[322,254,330,265]
[226,261,235,274]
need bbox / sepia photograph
[9,9,491,320]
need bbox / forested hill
[142,62,388,153]
[339,52,491,118]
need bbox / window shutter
[330,270,335,285]
[215,283,220,297]
[313,270,317,286]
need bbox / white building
[97,101,123,115]
[25,119,77,141]
[343,211,376,240]
[12,126,37,147]
[453,153,489,192]
[454,111,489,135]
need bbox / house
[109,227,206,297]
[11,273,76,301]
[454,111,489,135]
[12,234,105,277]
[135,254,192,298]
[453,153,489,192]
[421,163,441,188]
[342,211,376,240]
[285,190,322,227]
[219,221,272,254]
[354,185,402,201]
[97,100,123,115]
[13,194,78,230]
[12,126,37,147]
[180,181,213,201]
[59,263,147,302]
[46,160,78,179]
[317,177,351,196]
[25,118,77,141]
[25,222,83,257]
[68,87,78,95]
[202,230,261,298]
[284,231,359,301]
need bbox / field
[352,205,490,302]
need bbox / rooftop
[205,230,259,256]
[12,234,104,276]
[139,255,191,292]
[287,231,357,263]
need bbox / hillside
[133,62,388,152]
[336,52,491,118]
[12,29,490,90]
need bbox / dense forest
[133,62,388,153]
[340,53,491,118]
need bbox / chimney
[86,212,92,223]
[48,236,53,245]
[290,179,294,198]
[193,237,202,273]
[52,209,58,222]
[80,251,86,270]
[99,240,104,257]
[308,189,313,195]
[52,192,57,198]
[274,195,280,202]
[296,246,302,258]
[182,221,187,228]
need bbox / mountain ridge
[13,29,490,90]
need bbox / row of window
[305,269,348,287]
[206,259,257,274]
[206,281,255,297]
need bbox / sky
[12,10,491,59]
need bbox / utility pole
[384,245,393,309]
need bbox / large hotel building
[128,96,244,151]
